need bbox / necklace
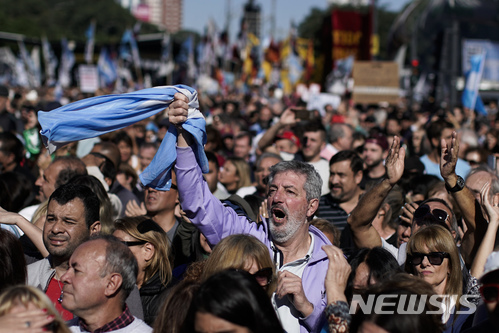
[54,271,63,303]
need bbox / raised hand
[125,200,147,217]
[400,202,419,225]
[480,182,499,224]
[440,131,459,181]
[168,93,189,127]
[0,308,55,333]
[385,136,405,186]
[322,245,350,304]
[279,108,298,127]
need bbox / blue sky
[182,0,410,40]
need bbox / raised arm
[168,93,268,246]
[0,207,48,257]
[257,108,297,151]
[348,137,405,248]
[322,245,352,333]
[168,93,191,148]
[470,182,499,278]
[440,131,488,266]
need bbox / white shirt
[272,233,315,333]
[308,159,330,196]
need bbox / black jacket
[139,272,176,325]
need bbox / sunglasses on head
[252,267,273,286]
[413,205,449,226]
[480,283,499,303]
[137,219,165,234]
[408,252,450,266]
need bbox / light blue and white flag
[18,40,40,87]
[462,52,487,115]
[42,37,58,85]
[119,29,132,62]
[120,29,141,69]
[58,38,75,88]
[38,85,207,190]
[85,21,96,64]
[97,47,117,86]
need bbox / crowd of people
[0,80,498,333]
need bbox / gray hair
[466,165,499,195]
[256,152,283,169]
[267,161,322,201]
[91,235,138,302]
[329,123,352,144]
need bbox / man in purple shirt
[168,94,332,333]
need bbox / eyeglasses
[137,219,165,234]
[464,159,481,166]
[121,240,147,247]
[480,283,499,303]
[413,205,449,227]
[252,267,273,286]
[408,252,450,266]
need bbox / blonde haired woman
[113,216,173,325]
[0,285,70,333]
[218,157,252,194]
[405,224,475,332]
[201,234,276,297]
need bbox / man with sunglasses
[169,94,332,333]
[464,251,499,332]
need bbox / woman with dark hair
[346,247,401,300]
[153,280,200,333]
[182,269,284,333]
[0,172,36,213]
[0,229,26,293]
[112,130,139,169]
[113,216,174,325]
[350,273,445,333]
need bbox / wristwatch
[445,175,465,193]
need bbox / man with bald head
[465,165,499,204]
[19,156,87,224]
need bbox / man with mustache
[169,94,332,333]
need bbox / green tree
[0,0,159,44]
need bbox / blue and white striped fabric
[38,84,208,191]
[462,53,487,116]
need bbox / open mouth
[272,207,286,222]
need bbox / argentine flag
[462,53,487,116]
[38,85,207,191]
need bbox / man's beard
[268,205,306,244]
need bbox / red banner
[331,10,372,63]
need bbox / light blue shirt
[419,155,471,180]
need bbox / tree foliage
[0,0,159,43]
